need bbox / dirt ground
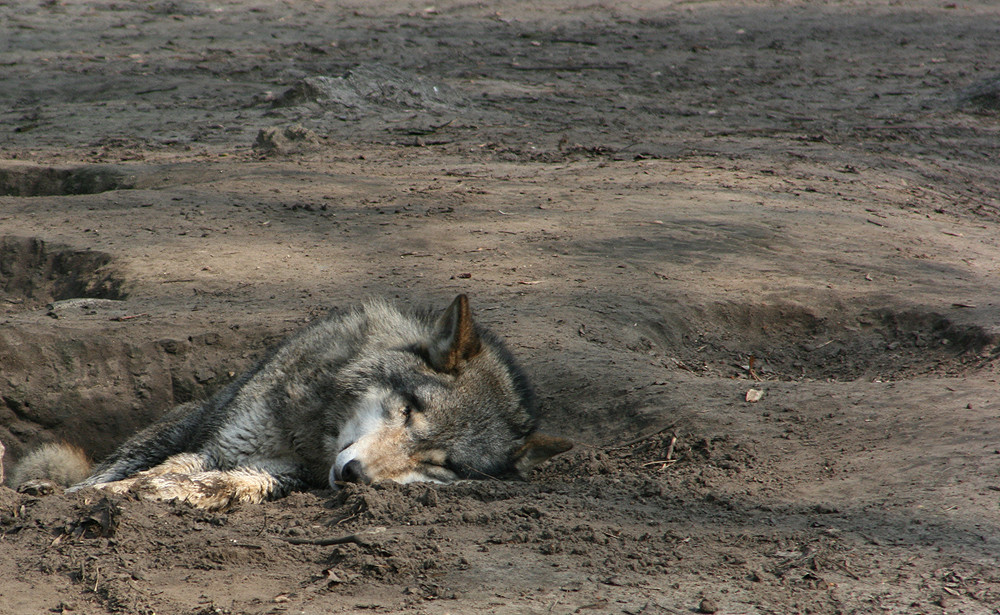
[2,0,1000,613]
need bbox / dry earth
[3,1,1000,613]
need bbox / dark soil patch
[0,236,126,308]
[0,164,133,197]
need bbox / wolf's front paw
[131,472,248,511]
[16,478,61,496]
[89,478,141,495]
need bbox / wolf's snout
[336,460,371,485]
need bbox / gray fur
[38,295,572,507]
[9,442,90,489]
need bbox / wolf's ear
[514,433,574,478]
[427,294,483,373]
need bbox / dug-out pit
[0,236,126,309]
[636,301,999,382]
[0,164,134,197]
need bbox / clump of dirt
[253,124,322,155]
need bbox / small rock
[698,597,719,614]
[417,488,438,507]
[254,124,321,154]
[194,369,217,384]
[158,338,190,355]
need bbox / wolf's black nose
[339,460,370,484]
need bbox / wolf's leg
[85,453,209,495]
[127,464,308,511]
[69,401,209,491]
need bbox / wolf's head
[329,294,572,488]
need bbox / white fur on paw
[91,478,141,495]
[131,473,238,511]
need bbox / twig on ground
[278,526,387,546]
[641,459,678,468]
[110,313,149,322]
[607,423,677,450]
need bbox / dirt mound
[272,65,463,114]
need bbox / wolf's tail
[7,442,92,490]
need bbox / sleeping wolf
[13,295,572,510]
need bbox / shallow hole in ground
[637,302,998,382]
[0,164,134,196]
[0,236,127,308]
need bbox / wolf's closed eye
[400,392,424,422]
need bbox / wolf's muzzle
[329,459,371,488]
[338,460,370,484]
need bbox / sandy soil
[3,1,1000,613]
